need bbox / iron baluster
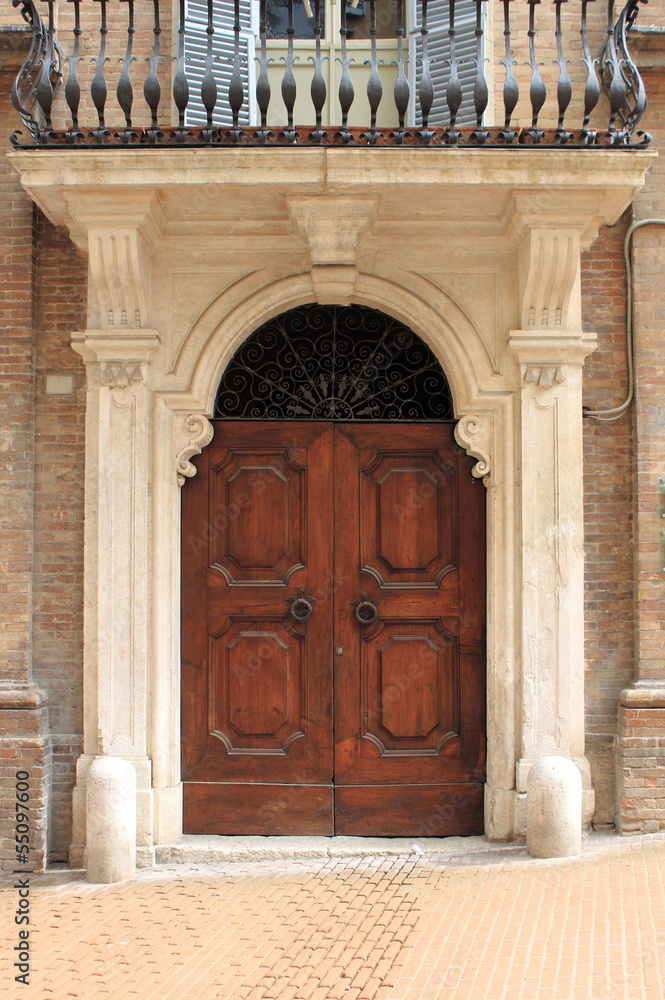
[90,0,110,140]
[280,0,298,142]
[228,0,245,141]
[10,0,44,141]
[601,0,649,142]
[392,0,410,144]
[417,0,435,144]
[34,0,57,137]
[10,0,45,140]
[499,0,518,143]
[143,0,163,139]
[65,0,83,140]
[470,0,489,143]
[523,0,546,143]
[363,0,383,144]
[336,0,355,142]
[444,0,462,144]
[553,0,572,142]
[116,0,136,138]
[256,0,273,141]
[172,0,190,136]
[201,0,218,138]
[580,0,600,142]
[605,0,627,139]
[310,0,327,142]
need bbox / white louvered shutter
[185,0,256,126]
[408,0,480,128]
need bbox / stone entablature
[8,146,655,865]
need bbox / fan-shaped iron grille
[214,304,453,421]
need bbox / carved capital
[71,331,161,387]
[287,195,377,266]
[517,229,581,333]
[508,332,597,375]
[523,365,566,388]
[454,414,491,482]
[176,413,214,486]
[100,362,145,388]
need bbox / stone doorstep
[153,834,519,865]
[150,832,644,866]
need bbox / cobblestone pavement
[1,833,664,1000]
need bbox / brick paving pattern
[1,833,664,1000]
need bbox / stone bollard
[86,757,137,883]
[526,755,582,858]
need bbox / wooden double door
[181,420,486,836]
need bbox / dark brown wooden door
[182,421,485,836]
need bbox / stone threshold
[153,834,523,865]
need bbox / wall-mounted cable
[584,218,665,421]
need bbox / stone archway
[66,246,598,864]
[180,302,487,837]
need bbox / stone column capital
[508,331,598,377]
[71,331,161,387]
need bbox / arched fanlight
[214,303,453,421]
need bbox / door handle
[286,589,316,622]
[352,592,380,625]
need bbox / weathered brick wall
[0,41,51,871]
[1,32,87,868]
[581,213,636,830]
[33,216,87,861]
[615,51,665,834]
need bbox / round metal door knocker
[352,593,380,625]
[286,590,316,622]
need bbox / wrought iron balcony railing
[10,0,651,150]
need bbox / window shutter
[185,1,255,126]
[409,0,480,128]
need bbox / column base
[616,685,665,835]
[484,784,516,841]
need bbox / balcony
[10,0,651,150]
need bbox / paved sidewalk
[1,833,664,1000]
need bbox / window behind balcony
[184,0,479,129]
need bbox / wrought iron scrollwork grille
[214,304,454,421]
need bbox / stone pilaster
[509,226,598,834]
[68,330,161,866]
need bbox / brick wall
[614,53,665,834]
[0,43,51,870]
[32,216,87,861]
[1,33,87,867]
[581,214,636,830]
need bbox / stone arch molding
[165,269,499,485]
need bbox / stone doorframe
[9,148,655,865]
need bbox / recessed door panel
[359,449,458,588]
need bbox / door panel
[182,420,485,837]
[182,422,334,834]
[332,424,485,835]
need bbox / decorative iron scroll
[214,305,454,421]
